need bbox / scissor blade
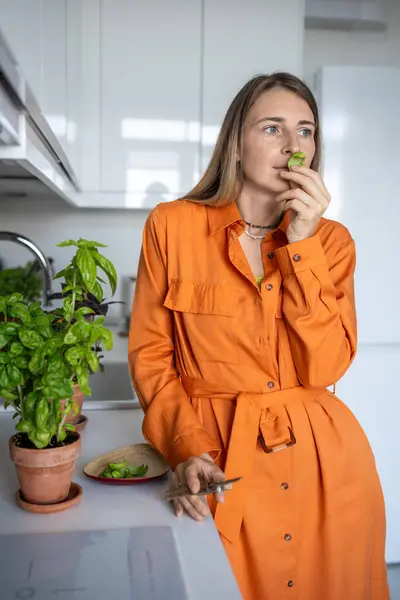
[164,476,243,501]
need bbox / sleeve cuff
[275,234,326,276]
[166,430,221,469]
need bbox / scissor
[165,477,242,501]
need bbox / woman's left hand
[277,166,330,244]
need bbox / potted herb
[0,238,118,511]
[0,293,81,507]
[49,239,119,423]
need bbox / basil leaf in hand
[288,151,306,169]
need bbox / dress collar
[206,202,290,235]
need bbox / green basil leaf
[47,354,67,375]
[0,366,9,389]
[56,239,79,248]
[78,239,108,248]
[287,151,306,169]
[28,301,42,314]
[18,329,43,349]
[25,392,38,419]
[67,321,91,344]
[7,293,24,305]
[94,316,105,326]
[86,350,99,373]
[76,248,97,292]
[65,345,85,366]
[57,427,67,442]
[32,314,53,339]
[8,303,31,325]
[29,349,45,375]
[53,268,67,279]
[14,356,29,369]
[63,329,78,345]
[100,327,113,351]
[35,398,50,429]
[0,298,6,314]
[62,296,74,322]
[92,252,117,295]
[0,333,9,350]
[6,364,21,387]
[0,354,9,365]
[92,282,103,302]
[10,341,25,357]
[74,307,95,317]
[3,322,21,335]
[1,389,18,401]
[32,430,51,448]
[16,419,35,434]
[77,370,91,396]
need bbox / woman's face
[240,88,316,195]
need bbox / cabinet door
[41,0,67,152]
[100,0,202,206]
[201,0,305,172]
[0,0,43,104]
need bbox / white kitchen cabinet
[0,0,43,103]
[41,0,67,153]
[0,0,69,154]
[201,0,305,172]
[99,0,202,206]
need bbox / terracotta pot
[9,432,81,505]
[60,384,84,424]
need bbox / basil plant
[0,238,117,450]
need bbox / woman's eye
[299,128,313,137]
[264,125,279,134]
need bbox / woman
[128,73,389,599]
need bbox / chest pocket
[163,280,239,364]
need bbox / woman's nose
[282,134,300,155]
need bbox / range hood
[0,28,79,202]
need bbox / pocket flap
[164,281,235,316]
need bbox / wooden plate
[83,443,170,485]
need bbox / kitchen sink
[87,362,136,402]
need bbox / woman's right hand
[171,453,226,522]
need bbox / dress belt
[180,376,325,544]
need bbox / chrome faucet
[0,232,53,306]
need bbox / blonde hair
[186,72,322,206]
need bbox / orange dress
[128,199,389,600]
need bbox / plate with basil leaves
[83,443,169,485]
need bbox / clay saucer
[74,414,88,432]
[16,482,83,514]
[83,443,170,485]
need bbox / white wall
[304,0,400,83]
[0,197,149,324]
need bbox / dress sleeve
[274,229,357,388]
[128,206,220,468]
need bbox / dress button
[268,252,275,259]
[288,580,295,588]
[284,533,292,541]
[267,381,275,389]
[293,253,301,262]
[281,482,289,490]
[265,283,273,291]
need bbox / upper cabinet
[99,0,202,207]
[0,0,43,102]
[0,0,68,152]
[0,0,306,208]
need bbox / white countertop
[0,409,241,600]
